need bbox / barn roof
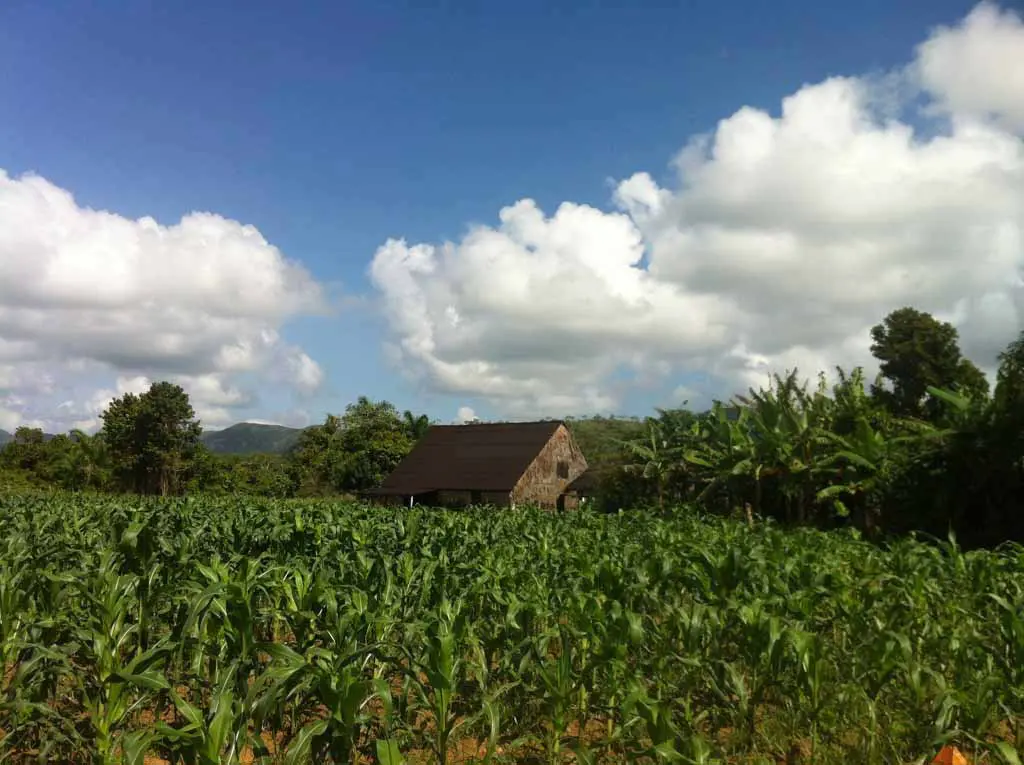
[564,470,599,494]
[371,420,565,494]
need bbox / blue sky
[1,0,1021,431]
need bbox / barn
[366,420,590,510]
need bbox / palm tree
[52,430,110,491]
[402,411,431,441]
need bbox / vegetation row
[1,495,1023,763]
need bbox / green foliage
[566,416,651,510]
[288,397,421,496]
[609,355,1022,547]
[0,427,49,473]
[100,381,202,495]
[995,330,1024,418]
[578,308,1024,548]
[869,306,987,419]
[190,451,295,498]
[335,397,415,490]
[0,389,432,501]
[402,410,431,441]
[0,427,111,492]
[1,493,1023,763]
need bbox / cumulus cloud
[370,2,1024,414]
[915,2,1024,132]
[454,406,477,424]
[0,172,327,432]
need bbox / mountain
[200,422,303,455]
[0,422,301,455]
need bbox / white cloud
[370,3,1024,414]
[0,406,21,432]
[454,406,477,424]
[283,350,325,395]
[171,374,250,408]
[915,2,1024,132]
[370,200,730,414]
[0,172,327,432]
[670,386,698,407]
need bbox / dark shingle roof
[565,470,598,494]
[374,420,563,494]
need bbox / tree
[403,410,432,441]
[955,358,990,401]
[333,397,413,491]
[100,381,202,495]
[50,430,110,491]
[0,427,49,473]
[287,414,344,496]
[287,397,415,495]
[869,307,986,419]
[191,450,294,498]
[994,330,1024,417]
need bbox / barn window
[557,460,569,479]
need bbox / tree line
[593,306,1024,548]
[2,305,1023,546]
[0,389,432,500]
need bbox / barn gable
[513,422,588,508]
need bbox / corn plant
[0,493,1023,763]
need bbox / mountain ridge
[199,422,305,455]
[0,422,304,455]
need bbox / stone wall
[512,424,588,509]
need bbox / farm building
[366,420,589,510]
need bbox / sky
[0,0,1022,432]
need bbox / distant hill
[200,422,304,455]
[0,422,302,455]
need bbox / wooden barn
[366,420,589,510]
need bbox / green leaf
[115,670,170,691]
[168,688,203,727]
[376,739,406,764]
[205,687,237,759]
[256,640,306,669]
[121,729,158,765]
[816,484,853,500]
[926,385,970,411]
[284,720,330,765]
[570,742,598,765]
[991,742,1023,765]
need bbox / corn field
[1,494,1022,764]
